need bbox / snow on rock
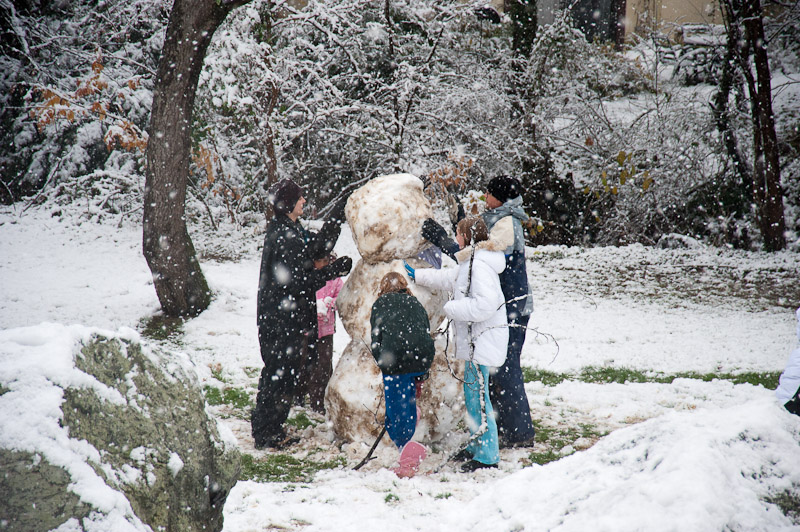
[167,452,185,477]
[326,174,465,445]
[0,323,239,532]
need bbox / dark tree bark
[610,0,626,47]
[743,1,786,251]
[506,0,538,58]
[722,0,786,251]
[712,39,750,188]
[143,0,253,316]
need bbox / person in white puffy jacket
[776,307,800,416]
[409,216,509,472]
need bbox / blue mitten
[403,261,415,281]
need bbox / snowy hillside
[1,205,799,531]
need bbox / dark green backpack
[369,292,435,375]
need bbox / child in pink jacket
[309,251,344,413]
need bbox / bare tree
[721,0,786,251]
[143,0,254,316]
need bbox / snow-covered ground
[1,206,799,531]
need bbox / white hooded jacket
[776,307,800,405]
[415,239,509,368]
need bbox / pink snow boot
[392,441,427,479]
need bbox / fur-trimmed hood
[415,239,509,367]
[454,236,507,268]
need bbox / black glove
[422,218,447,245]
[325,194,350,224]
[422,218,458,260]
[326,256,353,278]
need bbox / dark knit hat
[269,179,304,215]
[486,175,521,204]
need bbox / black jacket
[369,292,435,375]
[257,215,341,339]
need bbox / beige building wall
[625,0,725,38]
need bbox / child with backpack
[370,272,436,478]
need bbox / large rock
[0,324,240,532]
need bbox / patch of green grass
[522,368,569,386]
[209,364,227,383]
[523,365,781,389]
[527,420,608,466]
[385,493,400,504]
[529,249,567,261]
[434,492,452,499]
[578,366,655,384]
[240,453,346,483]
[204,386,223,405]
[672,370,781,389]
[286,411,320,430]
[139,314,185,342]
[528,449,562,466]
[765,490,800,524]
[203,385,252,411]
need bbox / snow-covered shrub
[2,0,796,250]
[0,0,167,219]
[522,13,760,246]
[193,3,277,228]
[251,0,549,212]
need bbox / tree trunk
[506,0,538,58]
[722,0,786,251]
[713,6,752,219]
[610,0,626,48]
[742,0,786,251]
[143,0,245,316]
[713,42,749,187]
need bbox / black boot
[460,460,498,472]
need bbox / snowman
[325,173,465,467]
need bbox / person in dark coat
[420,175,536,448]
[370,272,435,477]
[252,178,352,449]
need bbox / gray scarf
[482,196,528,254]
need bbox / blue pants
[490,314,536,442]
[383,373,423,448]
[464,362,499,465]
